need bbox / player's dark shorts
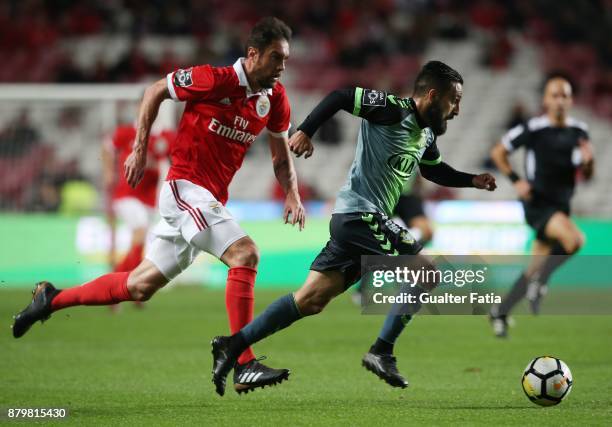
[522,197,570,241]
[310,212,423,289]
[394,194,425,223]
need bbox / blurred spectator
[0,110,40,157]
[480,32,514,70]
[505,101,529,130]
[0,111,50,209]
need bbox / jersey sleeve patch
[362,89,387,107]
[173,68,193,88]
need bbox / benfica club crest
[256,95,270,117]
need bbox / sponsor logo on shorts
[209,201,222,214]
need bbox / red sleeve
[267,84,291,137]
[166,65,235,102]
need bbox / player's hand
[124,150,146,188]
[288,130,314,159]
[513,179,531,200]
[472,173,497,191]
[283,192,306,231]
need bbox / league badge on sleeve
[363,89,387,107]
[256,95,271,117]
[174,69,193,87]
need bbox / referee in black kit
[489,73,595,337]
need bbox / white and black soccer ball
[522,356,573,406]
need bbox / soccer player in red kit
[12,17,312,395]
[102,123,173,309]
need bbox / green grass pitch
[1,287,611,426]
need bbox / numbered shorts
[112,197,154,230]
[145,179,247,280]
[310,212,422,289]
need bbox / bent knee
[228,243,260,268]
[240,246,260,268]
[559,233,583,255]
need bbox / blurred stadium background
[0,0,611,290]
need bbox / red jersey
[110,125,172,207]
[166,58,291,204]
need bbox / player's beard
[256,71,279,89]
[425,102,448,136]
[258,77,276,89]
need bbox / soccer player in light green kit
[211,61,497,395]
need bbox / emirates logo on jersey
[208,118,257,145]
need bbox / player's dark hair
[413,61,463,97]
[246,17,292,54]
[541,71,577,94]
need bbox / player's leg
[192,226,288,395]
[211,269,346,395]
[489,239,550,337]
[526,212,584,313]
[11,257,169,338]
[497,239,551,315]
[362,217,425,388]
[111,198,153,310]
[168,178,288,394]
[217,235,259,365]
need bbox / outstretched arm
[296,87,404,138]
[124,78,170,187]
[290,87,404,157]
[269,134,306,230]
[420,162,496,191]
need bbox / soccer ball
[521,356,573,406]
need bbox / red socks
[50,265,256,366]
[114,243,144,273]
[226,266,257,365]
[51,272,132,311]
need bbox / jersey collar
[233,58,273,97]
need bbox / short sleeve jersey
[165,58,291,204]
[501,115,589,204]
[110,125,172,207]
[334,88,441,216]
